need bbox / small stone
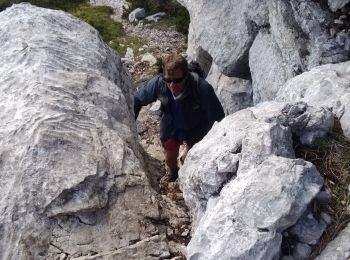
[320,212,332,225]
[181,229,190,237]
[167,227,174,236]
[316,190,332,204]
[293,243,312,259]
[330,28,336,37]
[344,38,350,50]
[149,100,161,112]
[56,253,67,260]
[336,32,347,46]
[334,19,344,25]
[141,52,157,66]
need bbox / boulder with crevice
[250,0,348,103]
[179,0,348,103]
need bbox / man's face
[163,68,188,97]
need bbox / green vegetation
[295,120,350,257]
[71,4,145,56]
[109,35,145,57]
[0,0,86,12]
[73,5,124,42]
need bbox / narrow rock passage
[123,21,191,259]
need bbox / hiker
[134,53,225,182]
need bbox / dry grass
[295,120,350,258]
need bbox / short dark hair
[162,53,188,74]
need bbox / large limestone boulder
[276,61,350,139]
[179,102,333,259]
[0,4,170,259]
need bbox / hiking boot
[160,167,179,184]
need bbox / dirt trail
[123,21,191,259]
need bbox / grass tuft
[109,35,145,57]
[72,4,125,43]
[295,119,350,257]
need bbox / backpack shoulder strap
[190,72,200,105]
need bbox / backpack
[187,61,205,78]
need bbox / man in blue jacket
[134,53,224,182]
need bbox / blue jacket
[134,72,225,146]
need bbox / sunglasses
[163,74,187,84]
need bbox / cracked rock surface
[179,101,333,259]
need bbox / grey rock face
[328,0,350,12]
[179,0,269,77]
[316,223,350,260]
[276,61,350,139]
[250,0,348,103]
[249,30,292,103]
[0,4,169,259]
[180,0,348,103]
[206,63,252,115]
[179,102,331,259]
